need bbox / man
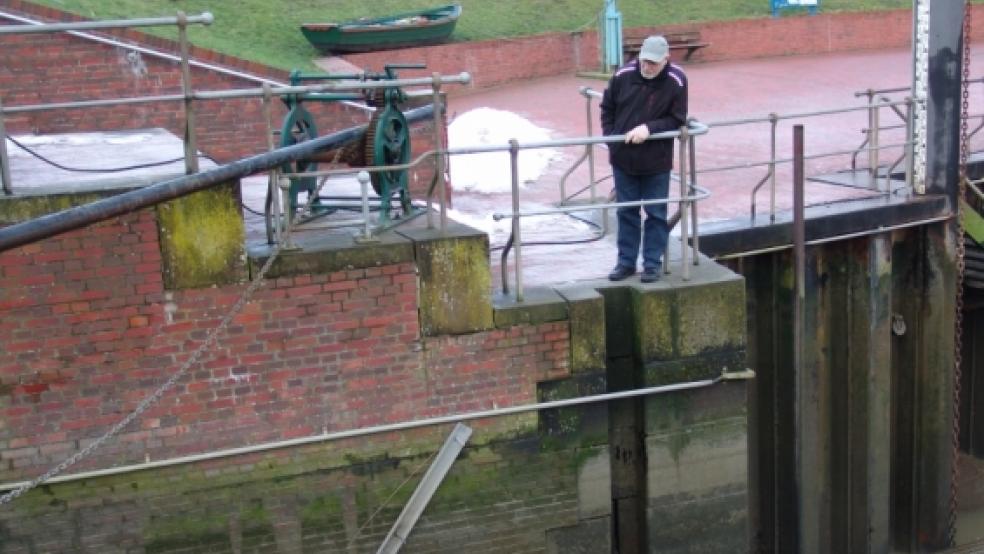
[600,35,688,283]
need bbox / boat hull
[301,5,460,54]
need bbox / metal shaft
[0,12,214,34]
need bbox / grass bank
[24,1,971,71]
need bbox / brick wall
[0,209,570,478]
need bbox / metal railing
[0,12,470,226]
[492,121,711,301]
[0,12,214,185]
[574,88,918,226]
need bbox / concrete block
[157,181,246,289]
[557,285,607,373]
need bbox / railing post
[905,96,914,191]
[431,73,447,233]
[355,170,375,243]
[586,90,597,203]
[509,139,523,302]
[678,127,690,281]
[0,96,12,196]
[176,12,199,174]
[689,130,699,266]
[769,112,778,221]
[867,93,879,190]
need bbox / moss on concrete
[0,191,117,224]
[399,222,493,335]
[632,273,746,362]
[247,233,415,278]
[557,286,606,373]
[537,372,609,449]
[157,183,246,289]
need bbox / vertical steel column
[905,97,914,191]
[792,124,808,552]
[689,131,699,266]
[431,74,447,233]
[868,103,880,190]
[678,127,690,280]
[509,139,523,302]
[911,0,930,194]
[0,96,11,195]
[177,12,199,174]
[769,114,778,221]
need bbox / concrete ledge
[247,230,414,278]
[493,287,569,328]
[556,286,606,373]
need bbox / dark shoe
[640,267,661,283]
[608,265,636,281]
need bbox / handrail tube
[750,114,779,222]
[492,186,711,221]
[696,141,912,175]
[852,77,984,98]
[0,372,748,492]
[705,99,915,128]
[0,96,11,195]
[0,104,434,252]
[0,12,214,34]
[0,74,472,114]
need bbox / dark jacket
[600,59,688,175]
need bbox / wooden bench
[623,30,709,63]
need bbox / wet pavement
[440,45,984,290]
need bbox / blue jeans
[614,167,669,271]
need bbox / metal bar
[492,186,711,221]
[0,104,434,252]
[509,139,523,302]
[0,371,750,492]
[377,423,473,554]
[906,98,914,190]
[357,171,373,241]
[0,12,213,34]
[792,123,807,550]
[852,77,984,98]
[432,74,448,233]
[706,99,913,128]
[679,128,691,281]
[0,77,471,115]
[176,13,198,174]
[0,96,11,195]
[2,94,184,114]
[585,88,598,203]
[869,102,880,190]
[689,131,700,266]
[696,142,912,175]
[711,214,955,261]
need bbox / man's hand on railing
[625,124,650,144]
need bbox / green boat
[301,4,462,54]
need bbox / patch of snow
[447,108,559,194]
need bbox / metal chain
[948,0,972,546]
[0,245,282,506]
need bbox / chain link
[948,0,972,546]
[0,245,282,506]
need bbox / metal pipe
[585,88,598,203]
[177,13,198,175]
[0,96,11,196]
[689,131,700,265]
[432,74,448,233]
[492,186,710,221]
[711,214,955,261]
[869,100,880,190]
[2,94,185,114]
[509,139,523,302]
[357,171,373,241]
[750,113,778,221]
[679,127,691,280]
[698,142,912,174]
[0,371,749,492]
[0,12,213,34]
[792,124,806,539]
[706,99,911,128]
[905,97,914,190]
[0,105,434,252]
